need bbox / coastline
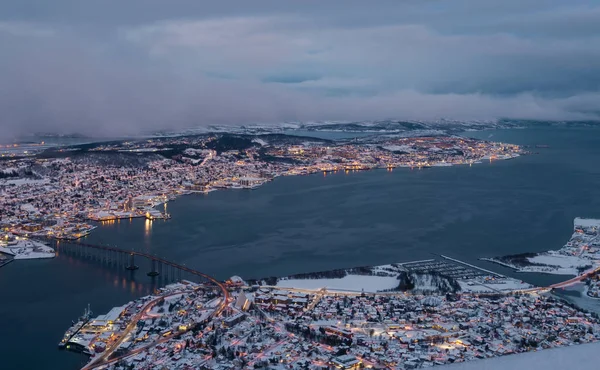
[481,218,600,278]
[63,150,523,240]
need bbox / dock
[439,254,505,278]
[0,257,14,268]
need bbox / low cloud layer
[1,1,599,139]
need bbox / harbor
[0,254,14,268]
[59,305,93,352]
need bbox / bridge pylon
[147,259,160,277]
[125,252,139,270]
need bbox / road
[82,277,229,369]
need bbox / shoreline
[68,151,522,240]
[481,218,600,278]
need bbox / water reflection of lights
[144,219,152,235]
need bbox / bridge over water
[45,238,226,293]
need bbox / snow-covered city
[58,257,600,370]
[0,133,522,242]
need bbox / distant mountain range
[11,119,600,145]
[150,118,600,138]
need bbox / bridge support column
[158,261,162,276]
[147,259,159,277]
[125,253,139,270]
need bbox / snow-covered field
[445,341,600,370]
[526,254,594,275]
[276,275,399,293]
[457,278,533,293]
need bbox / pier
[0,256,14,268]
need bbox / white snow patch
[252,138,268,146]
[575,218,600,229]
[458,278,532,293]
[1,178,49,186]
[526,254,593,276]
[382,145,414,152]
[277,275,399,293]
[445,341,600,370]
[1,167,17,174]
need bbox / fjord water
[1,126,600,370]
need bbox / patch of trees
[391,271,461,294]
[495,252,539,267]
[284,266,373,281]
[204,135,255,153]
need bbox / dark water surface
[2,126,600,369]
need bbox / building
[223,313,246,328]
[330,355,361,369]
[239,177,265,188]
[132,195,166,209]
[234,291,251,311]
[89,306,125,328]
[325,326,354,339]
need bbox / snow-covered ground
[381,144,414,152]
[276,275,399,293]
[444,341,600,370]
[0,239,55,259]
[252,138,268,146]
[272,258,532,294]
[526,253,593,275]
[575,218,600,229]
[457,278,533,293]
[0,178,49,186]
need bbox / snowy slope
[444,341,600,370]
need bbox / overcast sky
[1,0,599,139]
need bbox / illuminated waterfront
[1,127,600,369]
